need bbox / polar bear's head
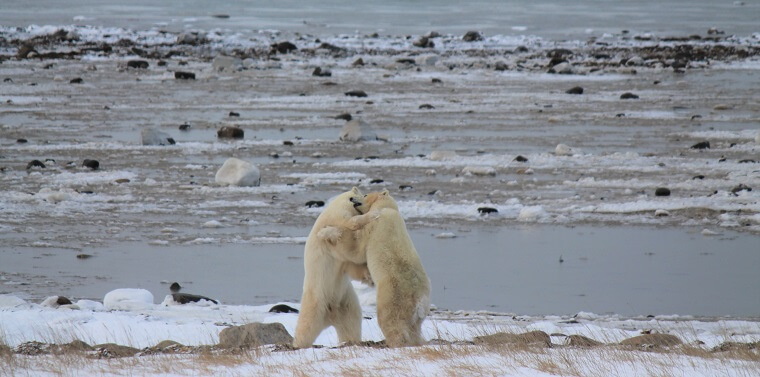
[334,186,365,214]
[355,189,398,213]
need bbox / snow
[103,288,155,311]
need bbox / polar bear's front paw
[317,226,342,244]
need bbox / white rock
[203,220,224,228]
[40,188,70,203]
[141,128,175,146]
[655,209,670,217]
[462,166,496,176]
[626,56,644,66]
[215,157,261,187]
[429,150,458,161]
[555,143,573,156]
[53,75,64,82]
[212,55,243,72]
[416,55,439,66]
[75,299,105,311]
[425,169,437,176]
[701,229,720,236]
[103,288,154,311]
[518,206,547,222]
[339,119,377,142]
[551,62,574,74]
[434,232,457,239]
[40,296,78,309]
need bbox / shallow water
[2,225,758,317]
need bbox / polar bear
[293,187,377,348]
[341,189,431,347]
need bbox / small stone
[419,104,435,109]
[463,31,483,42]
[229,111,240,117]
[217,126,244,139]
[215,157,260,187]
[269,304,299,313]
[370,179,384,184]
[731,184,752,194]
[179,123,191,131]
[82,159,99,170]
[494,62,508,71]
[305,200,324,208]
[352,58,365,67]
[26,160,46,169]
[431,78,442,84]
[713,104,733,111]
[620,92,639,99]
[312,67,332,77]
[76,254,92,259]
[434,232,456,239]
[399,185,413,191]
[412,36,434,48]
[655,209,670,217]
[17,138,28,143]
[174,71,195,80]
[127,60,149,69]
[335,113,352,121]
[56,296,73,305]
[692,175,705,180]
[555,144,573,156]
[690,141,710,149]
[141,129,175,146]
[478,207,498,215]
[462,166,496,176]
[283,140,294,146]
[115,178,130,184]
[345,90,368,98]
[514,155,528,162]
[655,187,671,196]
[70,78,83,84]
[566,86,584,95]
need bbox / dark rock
[619,333,681,347]
[127,60,149,69]
[620,92,639,99]
[170,282,182,293]
[494,61,508,71]
[431,78,442,83]
[616,113,626,117]
[396,58,416,65]
[317,42,345,53]
[419,104,435,109]
[428,190,440,195]
[462,31,483,42]
[690,141,710,149]
[174,71,195,80]
[213,14,231,19]
[76,253,92,259]
[114,178,130,184]
[0,344,10,356]
[94,343,140,358]
[399,185,413,191]
[567,335,603,347]
[305,200,324,208]
[474,331,551,347]
[26,160,46,169]
[655,187,671,197]
[217,126,244,139]
[691,115,702,120]
[731,184,752,194]
[157,60,167,67]
[335,113,352,121]
[566,86,584,95]
[269,304,299,313]
[370,179,384,184]
[218,322,293,348]
[271,41,297,54]
[229,111,240,117]
[547,48,573,59]
[70,78,84,84]
[283,140,294,146]
[312,67,332,77]
[547,57,567,67]
[692,175,705,180]
[738,159,755,163]
[352,58,365,67]
[345,90,368,98]
[16,138,28,143]
[56,296,73,305]
[3,78,13,83]
[413,36,434,48]
[478,207,498,214]
[16,45,38,59]
[514,155,528,162]
[171,293,218,304]
[179,123,191,131]
[82,159,99,170]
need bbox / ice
[103,288,155,311]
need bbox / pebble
[16,138,28,143]
[434,232,457,239]
[690,141,710,149]
[399,185,413,191]
[431,78,442,84]
[26,160,46,169]
[305,200,324,208]
[494,62,508,71]
[229,111,240,117]
[115,178,130,184]
[217,126,244,139]
[701,229,720,236]
[731,184,751,194]
[565,86,584,95]
[215,157,260,187]
[620,92,639,99]
[141,129,175,146]
[127,60,149,69]
[179,123,191,131]
[514,155,528,162]
[271,41,297,54]
[312,67,332,77]
[344,90,368,98]
[655,209,670,217]
[419,104,435,109]
[70,78,84,84]
[203,220,223,228]
[352,58,365,67]
[335,113,352,121]
[555,144,573,156]
[462,166,496,176]
[82,159,99,170]
[713,104,733,110]
[655,187,671,196]
[174,71,195,80]
[478,207,498,214]
[370,179,384,184]
[269,304,299,314]
[413,36,434,48]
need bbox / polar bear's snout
[350,197,362,209]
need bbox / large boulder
[141,129,175,146]
[339,119,377,142]
[103,288,154,311]
[215,157,261,187]
[218,322,293,349]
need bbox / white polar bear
[333,189,431,347]
[293,187,376,348]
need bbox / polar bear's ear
[351,186,360,194]
[381,189,389,196]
